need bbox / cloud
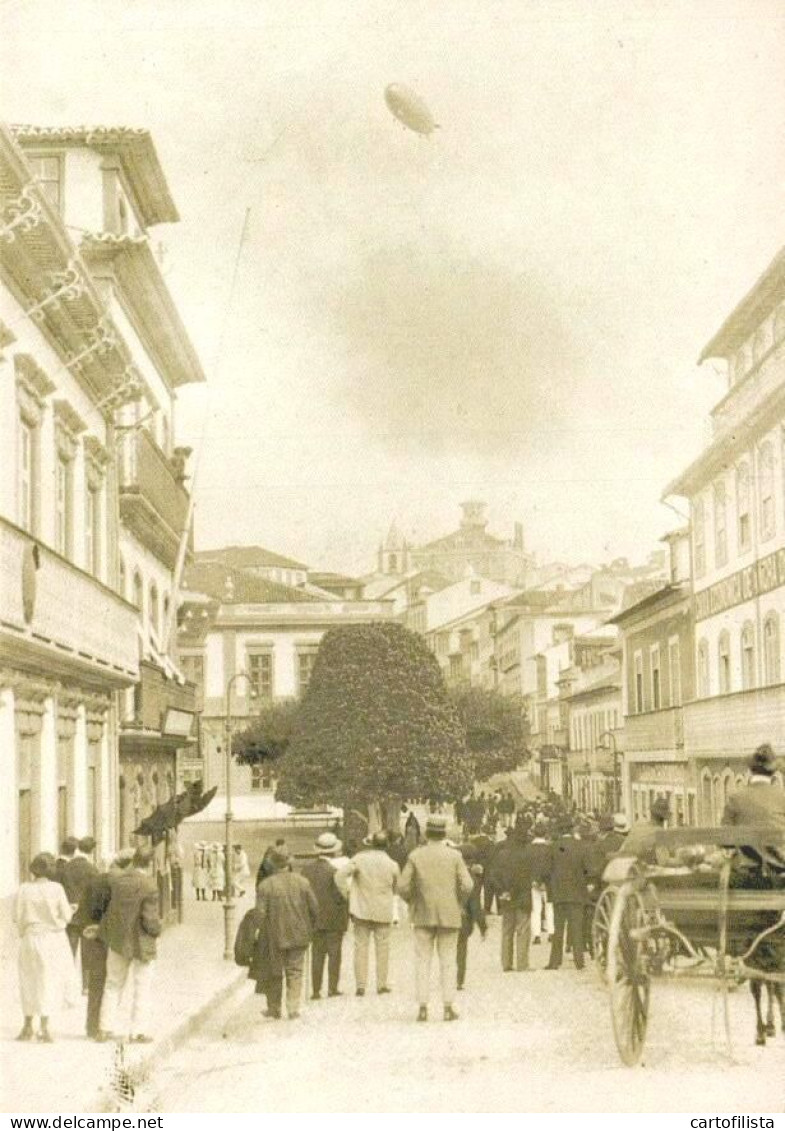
[325,232,583,458]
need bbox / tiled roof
[195,545,308,570]
[182,561,318,604]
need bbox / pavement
[0,892,253,1113]
[149,914,785,1114]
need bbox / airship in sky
[384,83,439,136]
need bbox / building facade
[666,247,785,818]
[410,501,534,587]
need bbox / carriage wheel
[592,886,617,984]
[607,882,651,1066]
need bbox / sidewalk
[0,893,252,1113]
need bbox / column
[72,702,88,836]
[0,684,17,897]
[39,696,57,852]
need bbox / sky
[2,0,784,575]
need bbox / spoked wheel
[607,881,652,1066]
[592,886,617,984]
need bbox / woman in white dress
[15,852,78,1042]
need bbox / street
[148,916,784,1113]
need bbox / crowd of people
[13,745,784,1041]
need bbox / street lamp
[222,670,252,960]
[599,730,622,813]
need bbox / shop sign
[694,549,785,621]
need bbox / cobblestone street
[149,915,785,1113]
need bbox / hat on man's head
[750,743,777,776]
[363,831,389,849]
[612,813,630,834]
[268,848,291,872]
[314,831,340,855]
[651,797,671,821]
[425,814,449,839]
[598,813,615,833]
[113,848,135,870]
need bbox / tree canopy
[450,685,528,783]
[232,699,300,766]
[275,622,472,809]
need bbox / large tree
[450,685,529,783]
[275,622,472,827]
[232,699,300,767]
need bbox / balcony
[119,428,190,569]
[122,659,197,742]
[0,516,138,685]
[683,684,785,759]
[625,707,684,755]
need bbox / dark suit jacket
[63,856,98,905]
[98,869,161,961]
[488,841,534,911]
[300,857,349,933]
[548,837,591,904]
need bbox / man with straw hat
[301,832,349,999]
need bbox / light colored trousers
[414,927,459,1006]
[99,950,155,1035]
[531,885,554,938]
[353,919,391,991]
[501,906,531,970]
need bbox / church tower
[378,520,410,576]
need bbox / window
[741,622,756,690]
[736,462,751,553]
[118,556,126,599]
[250,764,273,792]
[248,650,273,702]
[763,613,780,685]
[388,553,397,573]
[85,486,100,576]
[759,442,775,541]
[697,638,710,698]
[718,630,731,694]
[668,637,682,707]
[634,651,644,713]
[650,645,661,710]
[28,154,62,212]
[713,480,727,566]
[693,499,706,577]
[148,584,159,638]
[55,455,72,557]
[18,418,36,533]
[297,650,317,697]
[132,570,144,614]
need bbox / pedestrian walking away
[398,815,474,1022]
[546,820,591,972]
[15,852,79,1043]
[488,828,534,972]
[97,846,162,1042]
[250,848,318,1020]
[300,832,349,998]
[456,843,487,990]
[335,831,400,996]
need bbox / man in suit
[398,815,474,1022]
[64,837,98,968]
[335,831,400,996]
[723,744,785,829]
[546,820,591,971]
[488,829,534,972]
[74,849,134,1039]
[300,832,349,999]
[97,846,162,1043]
[528,820,554,945]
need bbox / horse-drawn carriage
[592,825,785,1065]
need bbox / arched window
[133,570,144,615]
[697,638,710,698]
[759,441,775,540]
[736,461,751,553]
[118,555,127,600]
[693,499,706,577]
[713,480,727,566]
[163,593,170,634]
[763,613,781,685]
[741,621,756,690]
[149,583,159,638]
[712,774,722,827]
[700,769,713,824]
[718,630,731,694]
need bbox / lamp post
[223,671,251,960]
[599,730,622,813]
